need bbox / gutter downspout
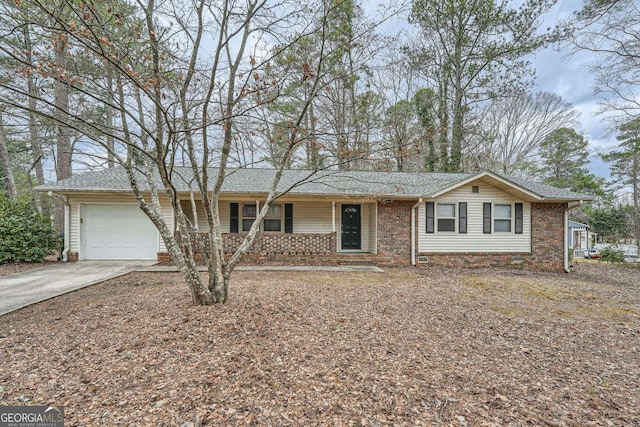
[411,198,423,266]
[564,207,569,273]
[63,199,70,262]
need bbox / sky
[529,0,614,180]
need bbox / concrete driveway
[0,261,156,316]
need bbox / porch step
[336,256,376,265]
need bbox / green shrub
[0,196,61,263]
[599,246,626,263]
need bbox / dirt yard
[0,263,638,426]
[0,262,46,277]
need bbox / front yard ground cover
[0,263,638,426]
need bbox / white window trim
[241,203,257,232]
[263,204,284,232]
[436,203,456,233]
[241,203,284,232]
[493,203,513,233]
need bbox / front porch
[163,198,381,265]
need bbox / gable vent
[472,185,479,193]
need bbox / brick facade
[156,201,566,271]
[159,232,350,265]
[223,232,335,255]
[374,200,413,266]
[417,202,567,272]
[529,203,566,271]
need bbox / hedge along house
[37,168,591,272]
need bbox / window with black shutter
[515,203,523,234]
[459,202,467,234]
[483,203,492,234]
[426,202,435,234]
[230,203,239,233]
[284,203,293,233]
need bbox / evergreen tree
[602,118,640,243]
[539,127,605,196]
[409,0,555,172]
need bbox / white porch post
[332,201,336,233]
[256,200,260,232]
[411,198,423,266]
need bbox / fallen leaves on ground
[0,264,638,426]
[0,262,46,277]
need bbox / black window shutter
[230,203,239,233]
[515,203,523,234]
[284,203,293,233]
[483,203,492,234]
[426,202,435,234]
[459,202,467,234]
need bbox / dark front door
[341,204,361,250]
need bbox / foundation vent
[417,256,429,264]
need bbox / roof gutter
[411,198,423,266]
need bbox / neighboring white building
[568,220,593,257]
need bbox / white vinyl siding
[182,200,332,233]
[292,202,332,233]
[179,199,230,232]
[67,193,173,255]
[418,184,531,253]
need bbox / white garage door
[83,204,158,260]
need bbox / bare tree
[373,44,422,171]
[0,114,18,198]
[0,0,394,304]
[0,8,52,212]
[469,91,579,176]
[564,0,640,120]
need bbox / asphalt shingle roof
[36,167,590,201]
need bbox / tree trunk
[451,92,464,172]
[54,30,72,231]
[437,78,449,172]
[24,26,49,214]
[633,146,640,245]
[208,266,229,304]
[106,72,115,168]
[0,118,17,199]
